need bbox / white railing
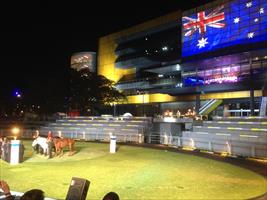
[148,133,267,158]
[2,128,266,158]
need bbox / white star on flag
[246,2,252,8]
[197,37,208,48]
[254,18,259,22]
[248,32,254,38]
[234,17,240,23]
[259,8,264,14]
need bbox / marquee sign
[182,0,267,57]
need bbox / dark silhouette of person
[20,189,45,200]
[102,192,120,200]
[19,142,25,162]
[2,138,11,162]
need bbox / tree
[68,69,126,115]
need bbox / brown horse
[53,138,75,156]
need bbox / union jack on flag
[183,5,225,37]
[182,0,267,57]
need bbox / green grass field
[1,140,266,200]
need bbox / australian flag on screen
[182,0,267,57]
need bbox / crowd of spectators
[0,180,119,200]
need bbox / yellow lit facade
[98,11,180,83]
[123,90,262,104]
[97,5,266,115]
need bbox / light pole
[113,102,117,116]
[137,90,145,116]
[142,92,145,116]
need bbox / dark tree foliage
[69,69,126,115]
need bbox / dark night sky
[0,0,214,100]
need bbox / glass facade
[115,26,181,69]
[181,52,267,87]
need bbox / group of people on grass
[33,131,54,159]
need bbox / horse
[53,137,75,156]
[32,136,49,156]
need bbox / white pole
[110,135,117,153]
[10,140,21,165]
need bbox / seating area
[39,116,152,143]
[182,116,267,158]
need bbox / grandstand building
[71,52,96,72]
[98,0,267,117]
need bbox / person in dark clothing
[102,192,120,200]
[1,138,10,162]
[20,189,45,200]
[19,143,25,163]
[0,180,45,200]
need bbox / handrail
[199,99,222,115]
[199,99,215,112]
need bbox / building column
[250,89,255,116]
[249,56,255,116]
[195,93,200,115]
[113,103,117,116]
[263,87,267,97]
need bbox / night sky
[0,0,214,101]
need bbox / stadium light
[11,127,20,140]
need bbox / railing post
[164,134,168,145]
[138,134,143,143]
[208,141,212,151]
[190,138,195,149]
[251,145,256,157]
[177,137,181,147]
[226,141,231,155]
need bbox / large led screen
[182,0,267,57]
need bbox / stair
[39,116,152,143]
[199,99,223,115]
[182,117,267,158]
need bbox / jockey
[47,131,53,158]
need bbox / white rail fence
[1,129,266,158]
[153,133,267,158]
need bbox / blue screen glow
[182,0,267,57]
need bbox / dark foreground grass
[1,140,266,200]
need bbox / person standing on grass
[46,131,53,158]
